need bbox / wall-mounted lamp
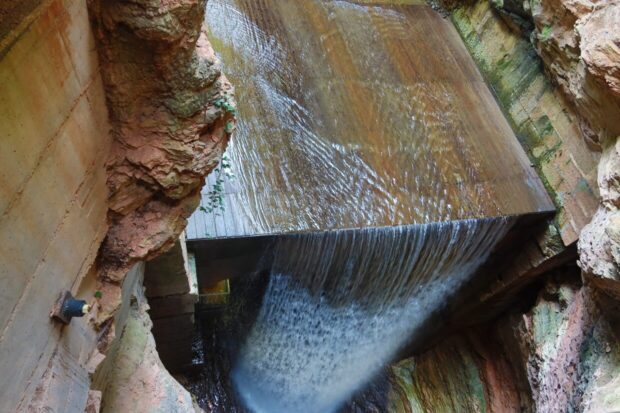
[50,291,91,325]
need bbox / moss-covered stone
[450,0,599,244]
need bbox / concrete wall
[145,237,198,372]
[0,0,112,409]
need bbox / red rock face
[88,4,233,270]
[87,0,234,328]
[389,276,620,413]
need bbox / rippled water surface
[186,0,551,239]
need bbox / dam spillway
[186,0,553,240]
[181,0,555,412]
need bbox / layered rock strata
[389,273,620,412]
[483,0,620,298]
[387,1,620,410]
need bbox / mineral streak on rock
[491,0,620,148]
[388,276,620,413]
[87,0,235,312]
[470,0,620,319]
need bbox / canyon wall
[0,0,111,409]
[87,0,235,335]
[389,271,620,412]
[0,0,232,410]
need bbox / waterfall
[233,217,513,412]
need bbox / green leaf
[540,26,553,41]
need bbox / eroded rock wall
[88,0,234,282]
[387,1,620,411]
[483,0,620,313]
[389,273,620,412]
[85,0,235,358]
[95,267,201,413]
[0,0,234,410]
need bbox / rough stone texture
[472,0,620,306]
[91,263,204,413]
[579,138,620,298]
[389,276,620,412]
[529,0,620,148]
[99,299,201,413]
[0,0,112,410]
[87,0,235,286]
[451,0,599,244]
[446,8,620,406]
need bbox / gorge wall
[0,0,111,409]
[0,0,232,411]
[0,0,618,411]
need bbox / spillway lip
[185,210,554,242]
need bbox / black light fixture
[50,291,91,325]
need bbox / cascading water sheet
[186,0,552,240]
[233,217,513,413]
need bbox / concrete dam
[182,0,554,412]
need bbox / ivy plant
[199,154,235,216]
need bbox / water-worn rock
[99,302,203,413]
[86,0,235,337]
[88,0,235,286]
[495,0,620,148]
[579,138,620,298]
[389,277,620,412]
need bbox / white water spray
[233,218,513,412]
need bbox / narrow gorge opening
[2,0,618,409]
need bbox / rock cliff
[487,0,620,308]
[87,0,235,336]
[389,272,620,412]
[483,0,620,314]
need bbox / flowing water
[232,218,512,412]
[187,0,551,240]
[183,0,554,411]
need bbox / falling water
[233,217,513,412]
[190,0,553,410]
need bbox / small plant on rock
[539,26,553,42]
[200,154,235,216]
[213,96,237,116]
